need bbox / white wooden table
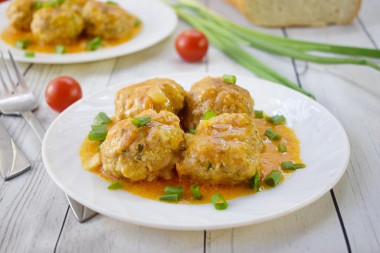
[1,0,380,252]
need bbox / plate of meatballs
[0,0,177,64]
[42,73,350,230]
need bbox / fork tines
[0,51,28,97]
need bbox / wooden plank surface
[0,0,379,252]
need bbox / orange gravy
[1,24,141,54]
[79,117,303,204]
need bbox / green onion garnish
[265,128,281,141]
[211,193,228,210]
[86,37,103,51]
[281,161,306,170]
[108,181,123,190]
[164,186,184,198]
[134,18,142,27]
[54,45,66,54]
[250,171,260,192]
[159,194,179,202]
[24,51,35,58]
[15,39,31,49]
[203,110,216,120]
[88,124,108,141]
[43,0,64,8]
[264,170,283,187]
[254,110,263,119]
[34,1,43,9]
[189,128,195,134]
[106,0,118,5]
[191,185,202,200]
[131,116,151,127]
[266,115,286,124]
[278,143,287,153]
[222,74,236,84]
[95,112,112,124]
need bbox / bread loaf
[227,0,361,27]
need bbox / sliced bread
[227,0,361,27]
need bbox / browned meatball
[183,76,255,131]
[114,78,187,121]
[82,0,136,39]
[61,0,89,13]
[31,7,84,44]
[176,113,262,185]
[6,0,35,31]
[100,110,185,181]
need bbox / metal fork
[0,50,97,222]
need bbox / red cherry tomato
[45,76,82,112]
[175,29,208,62]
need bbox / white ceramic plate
[0,0,177,64]
[42,73,350,230]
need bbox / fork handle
[21,111,45,143]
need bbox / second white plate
[42,73,350,230]
[0,0,177,64]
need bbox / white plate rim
[0,0,178,64]
[42,73,350,230]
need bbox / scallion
[266,115,286,124]
[89,124,108,141]
[254,110,263,119]
[203,110,216,120]
[250,172,260,192]
[264,170,283,187]
[24,51,35,58]
[159,194,179,202]
[86,37,103,51]
[15,39,31,49]
[55,45,66,54]
[191,185,202,200]
[278,143,287,153]
[131,116,151,127]
[95,112,112,124]
[211,193,228,210]
[222,74,236,84]
[281,161,306,170]
[265,128,281,141]
[164,186,184,198]
[108,181,123,190]
[189,127,195,134]
[134,18,142,27]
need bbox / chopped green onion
[15,39,31,49]
[278,143,287,153]
[281,161,306,170]
[134,18,142,27]
[54,45,66,54]
[106,0,118,5]
[266,115,286,124]
[203,110,216,120]
[131,116,151,127]
[222,74,236,84]
[43,0,64,8]
[254,110,263,119]
[89,124,108,141]
[264,170,283,187]
[34,1,43,9]
[189,128,195,134]
[86,37,103,51]
[211,193,228,210]
[108,181,123,190]
[265,128,281,141]
[24,51,35,58]
[250,171,260,192]
[164,186,184,198]
[95,112,112,124]
[191,185,202,200]
[159,194,179,202]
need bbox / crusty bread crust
[227,0,361,27]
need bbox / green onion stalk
[165,0,380,99]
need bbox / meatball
[6,0,35,31]
[100,109,185,181]
[82,0,135,39]
[183,76,254,130]
[115,78,187,121]
[176,113,262,185]
[61,0,89,13]
[31,8,84,44]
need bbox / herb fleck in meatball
[31,7,84,45]
[100,110,185,181]
[176,113,262,185]
[183,76,255,130]
[82,0,136,39]
[6,0,36,31]
[115,78,187,121]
